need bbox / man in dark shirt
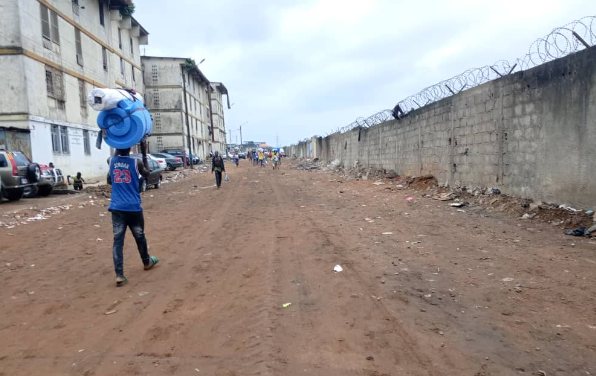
[211,151,226,189]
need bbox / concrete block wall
[287,46,596,209]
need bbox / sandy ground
[0,161,594,376]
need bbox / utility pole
[180,64,193,169]
[239,125,243,147]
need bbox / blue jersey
[109,156,142,212]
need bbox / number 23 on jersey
[113,169,131,183]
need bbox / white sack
[87,88,144,111]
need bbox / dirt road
[0,162,594,376]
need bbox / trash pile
[163,168,206,184]
[0,204,73,229]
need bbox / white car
[148,154,168,170]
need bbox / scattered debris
[138,292,150,297]
[334,265,344,273]
[502,277,514,282]
[382,232,393,235]
[282,303,292,308]
[514,284,523,293]
[406,197,413,202]
[105,310,117,315]
[521,213,537,220]
[563,225,596,237]
[366,356,375,361]
[450,202,467,208]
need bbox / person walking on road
[212,151,226,189]
[108,140,159,287]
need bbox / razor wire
[331,16,595,136]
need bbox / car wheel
[27,164,41,183]
[167,163,172,171]
[155,177,162,189]
[38,185,53,197]
[5,188,24,201]
[140,179,147,193]
[23,185,39,198]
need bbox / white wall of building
[0,0,148,179]
[29,117,110,179]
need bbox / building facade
[141,56,229,159]
[0,0,148,179]
[210,82,230,153]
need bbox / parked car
[238,152,246,159]
[147,154,167,170]
[188,153,201,165]
[152,153,183,170]
[160,149,187,164]
[107,156,162,192]
[24,164,66,198]
[0,149,40,202]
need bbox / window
[60,126,69,154]
[151,65,158,83]
[120,57,124,76]
[153,90,160,108]
[72,0,79,16]
[99,0,105,26]
[132,66,135,82]
[83,130,90,155]
[45,67,64,100]
[130,37,134,56]
[75,28,83,66]
[118,28,122,49]
[40,4,60,46]
[154,113,161,131]
[102,47,108,71]
[51,125,60,153]
[45,70,54,96]
[157,136,163,151]
[78,79,86,108]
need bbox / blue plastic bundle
[97,99,152,149]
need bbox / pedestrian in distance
[107,140,159,287]
[233,153,239,167]
[212,151,226,189]
[273,152,279,170]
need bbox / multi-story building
[210,82,230,153]
[142,56,228,159]
[0,0,149,179]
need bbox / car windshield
[10,152,31,166]
[156,153,174,158]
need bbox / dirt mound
[83,185,111,196]
[406,175,438,190]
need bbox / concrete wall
[288,46,596,209]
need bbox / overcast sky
[135,0,592,147]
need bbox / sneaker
[116,276,128,287]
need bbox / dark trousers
[111,210,150,277]
[215,170,222,188]
[73,183,83,190]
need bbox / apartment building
[0,0,148,179]
[142,56,221,159]
[210,82,230,153]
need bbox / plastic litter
[502,277,514,282]
[382,232,393,235]
[282,302,292,308]
[406,197,413,202]
[586,210,594,216]
[334,265,343,273]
